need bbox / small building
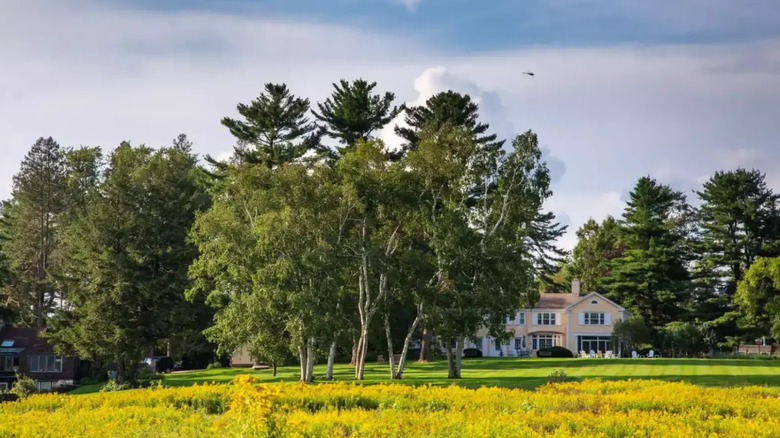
[0,323,79,392]
[450,279,631,357]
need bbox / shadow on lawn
[460,358,780,370]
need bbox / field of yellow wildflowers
[2,375,780,437]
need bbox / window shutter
[604,313,611,325]
[555,313,561,325]
[578,312,585,325]
[532,312,538,325]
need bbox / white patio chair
[579,350,588,358]
[605,350,613,358]
[589,350,596,358]
[648,350,655,358]
[631,350,638,358]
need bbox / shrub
[206,361,223,370]
[547,369,568,384]
[100,378,131,392]
[135,367,163,388]
[10,374,37,398]
[536,346,574,358]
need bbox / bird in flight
[522,71,535,77]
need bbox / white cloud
[2,0,780,252]
[397,0,422,11]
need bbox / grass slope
[70,357,780,394]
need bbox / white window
[516,312,525,325]
[513,336,526,350]
[583,312,606,325]
[30,356,63,373]
[531,334,556,350]
[0,340,14,348]
[0,356,14,372]
[536,312,557,325]
[475,338,483,349]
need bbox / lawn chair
[579,350,588,358]
[605,350,613,358]
[377,354,386,364]
[648,350,655,358]
[589,350,596,358]
[631,350,638,358]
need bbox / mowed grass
[70,357,780,394]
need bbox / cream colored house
[465,279,631,357]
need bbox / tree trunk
[384,311,397,379]
[298,345,308,382]
[418,328,432,363]
[325,341,337,380]
[305,338,315,383]
[446,339,462,379]
[396,308,422,379]
[355,326,370,379]
[272,363,277,377]
[349,336,359,366]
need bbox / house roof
[566,291,627,312]
[534,293,580,309]
[0,326,53,354]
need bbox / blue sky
[118,0,780,49]
[2,0,780,250]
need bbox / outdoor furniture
[631,351,638,358]
[648,350,655,358]
[377,355,386,364]
[579,350,588,358]
[589,350,596,358]
[605,350,613,358]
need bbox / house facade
[0,322,79,392]
[466,279,631,357]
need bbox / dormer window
[0,340,13,347]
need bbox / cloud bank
[2,0,780,252]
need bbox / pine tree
[572,216,624,293]
[313,79,401,153]
[3,137,67,328]
[218,83,324,168]
[694,168,780,340]
[394,90,503,157]
[606,177,692,330]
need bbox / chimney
[571,278,581,297]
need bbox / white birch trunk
[384,311,397,379]
[325,341,337,380]
[396,308,422,379]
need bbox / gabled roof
[565,291,627,312]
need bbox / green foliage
[605,177,692,329]
[11,374,37,398]
[547,369,569,383]
[313,79,401,152]
[736,256,780,340]
[2,137,66,328]
[206,362,223,370]
[572,216,624,293]
[611,316,651,354]
[46,141,209,383]
[695,169,780,340]
[135,368,163,388]
[394,90,503,158]
[100,378,131,392]
[219,83,325,168]
[657,321,714,357]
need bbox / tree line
[1,78,778,383]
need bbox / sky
[2,0,780,250]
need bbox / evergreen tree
[47,142,209,383]
[394,91,503,157]
[313,79,401,153]
[605,177,692,330]
[3,137,66,328]
[694,168,780,340]
[572,216,624,293]
[219,83,324,168]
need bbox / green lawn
[69,357,780,394]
